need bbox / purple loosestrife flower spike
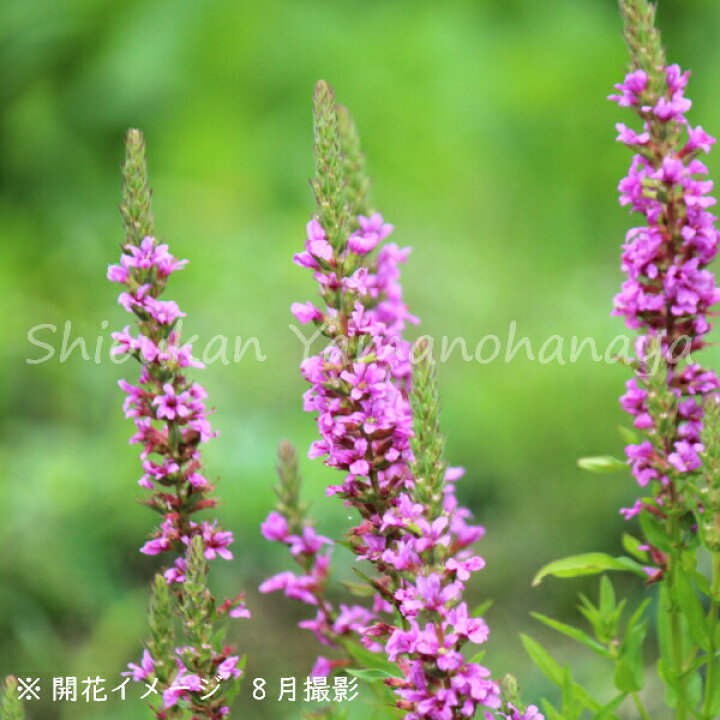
[274,440,308,535]
[610,3,720,717]
[611,2,720,536]
[262,81,533,720]
[111,129,248,719]
[696,398,720,551]
[146,573,175,688]
[261,443,346,659]
[0,677,24,720]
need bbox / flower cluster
[610,64,720,522]
[109,234,248,712]
[499,706,543,720]
[261,506,380,677]
[265,208,514,720]
[125,647,243,713]
[109,236,243,597]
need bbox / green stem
[632,691,652,720]
[667,512,689,720]
[701,552,720,719]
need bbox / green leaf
[467,650,486,664]
[340,581,375,598]
[622,534,649,562]
[657,658,679,708]
[577,593,602,638]
[532,553,647,586]
[638,512,673,552]
[617,425,640,444]
[676,569,710,651]
[530,612,611,657]
[540,699,561,720]
[599,576,616,617]
[593,692,626,720]
[520,635,601,711]
[624,598,651,640]
[560,667,583,720]
[577,456,627,473]
[346,667,395,682]
[520,634,563,686]
[691,570,711,598]
[340,639,400,677]
[350,567,383,598]
[707,665,720,717]
[614,618,647,692]
[472,599,493,617]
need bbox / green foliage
[637,511,673,553]
[532,553,646,586]
[530,613,611,657]
[577,456,626,473]
[520,634,603,716]
[526,576,651,719]
[339,638,400,679]
[339,639,400,711]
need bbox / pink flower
[107,264,130,283]
[615,123,650,146]
[609,69,648,106]
[668,440,703,473]
[310,656,334,678]
[216,656,243,680]
[164,557,187,584]
[261,511,290,542]
[123,649,155,681]
[291,301,323,324]
[687,125,715,154]
[447,603,489,645]
[143,297,186,325]
[287,526,332,556]
[305,219,334,261]
[153,384,192,421]
[200,522,234,560]
[140,537,171,556]
[446,555,485,582]
[163,672,203,709]
[229,602,251,619]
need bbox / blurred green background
[3,0,720,717]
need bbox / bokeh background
[3,0,720,717]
